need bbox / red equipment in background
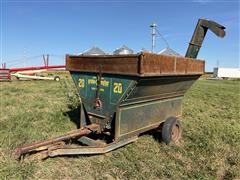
[4,54,65,81]
[0,63,11,81]
[10,54,65,73]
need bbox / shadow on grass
[140,122,164,143]
[140,129,163,143]
[64,104,80,128]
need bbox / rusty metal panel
[176,57,187,74]
[139,53,205,76]
[186,59,205,74]
[140,53,176,75]
[66,52,205,77]
[66,54,140,76]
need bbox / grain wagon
[15,19,225,160]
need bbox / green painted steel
[115,97,182,140]
[70,70,200,140]
[71,72,137,117]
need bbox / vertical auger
[185,19,226,59]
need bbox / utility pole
[150,23,157,53]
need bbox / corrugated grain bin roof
[81,47,106,55]
[113,45,134,55]
[158,48,182,57]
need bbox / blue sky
[1,0,239,71]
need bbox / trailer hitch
[14,122,137,161]
[15,124,99,159]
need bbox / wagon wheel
[54,76,60,81]
[161,117,182,145]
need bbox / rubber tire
[162,117,182,145]
[54,76,60,81]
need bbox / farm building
[213,67,240,79]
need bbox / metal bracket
[48,136,138,157]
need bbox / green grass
[0,72,239,179]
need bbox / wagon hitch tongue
[14,124,99,160]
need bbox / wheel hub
[171,124,180,142]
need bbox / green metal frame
[70,70,200,141]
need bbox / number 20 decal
[79,78,85,88]
[113,82,122,94]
